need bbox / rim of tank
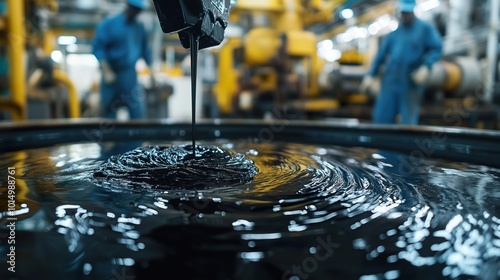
[1,119,499,168]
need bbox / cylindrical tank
[428,56,483,96]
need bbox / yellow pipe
[52,69,80,118]
[35,0,59,12]
[0,98,21,113]
[303,0,344,26]
[276,0,303,31]
[291,99,339,112]
[213,37,242,115]
[43,29,56,55]
[443,61,462,92]
[232,0,283,12]
[7,0,26,120]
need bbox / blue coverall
[92,13,152,119]
[369,18,442,125]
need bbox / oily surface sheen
[92,144,259,189]
[0,141,499,280]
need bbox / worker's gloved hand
[360,75,374,93]
[101,62,116,84]
[412,66,430,85]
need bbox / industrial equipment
[309,0,498,127]
[0,0,28,120]
[152,0,232,150]
[213,0,341,119]
[1,2,499,279]
[152,0,231,51]
[27,58,80,119]
[0,0,80,120]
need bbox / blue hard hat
[128,0,149,9]
[399,0,416,12]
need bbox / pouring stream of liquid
[189,31,199,156]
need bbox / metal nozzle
[152,0,231,50]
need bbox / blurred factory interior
[0,0,499,128]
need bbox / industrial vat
[0,120,499,279]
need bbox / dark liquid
[189,31,199,156]
[92,144,258,189]
[2,141,499,280]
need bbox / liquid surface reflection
[0,141,499,280]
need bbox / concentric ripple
[92,144,259,189]
[5,141,499,280]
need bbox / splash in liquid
[92,144,259,189]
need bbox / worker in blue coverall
[92,0,153,119]
[360,0,443,125]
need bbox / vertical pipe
[43,29,56,55]
[7,0,26,120]
[276,0,303,32]
[445,0,473,55]
[53,69,80,118]
[485,0,499,102]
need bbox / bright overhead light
[66,44,78,53]
[317,45,341,62]
[324,49,342,62]
[350,26,367,38]
[418,0,440,12]
[340,8,354,20]
[368,15,392,35]
[58,36,77,45]
[336,26,367,43]
[317,39,333,50]
[51,50,63,63]
[317,40,341,62]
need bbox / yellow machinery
[0,0,27,120]
[27,66,81,119]
[212,0,490,124]
[0,0,80,121]
[213,0,344,117]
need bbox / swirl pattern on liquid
[92,144,259,189]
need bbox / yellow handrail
[52,69,80,118]
[0,98,21,114]
[27,68,81,119]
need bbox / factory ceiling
[49,0,390,33]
